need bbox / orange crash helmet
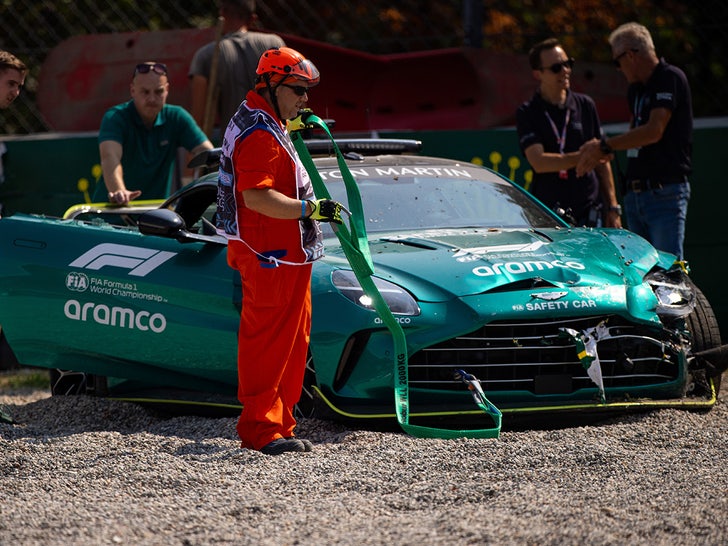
[255,47,320,90]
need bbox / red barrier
[38,29,629,133]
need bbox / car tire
[686,280,723,395]
[49,369,108,397]
[294,350,332,420]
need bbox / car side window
[167,185,217,233]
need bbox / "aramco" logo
[64,299,166,333]
[472,259,586,277]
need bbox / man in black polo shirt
[578,22,692,260]
[517,38,622,228]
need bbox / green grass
[0,368,50,390]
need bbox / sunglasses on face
[612,49,636,68]
[542,58,575,74]
[280,84,309,97]
[134,63,168,76]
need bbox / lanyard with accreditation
[289,111,502,439]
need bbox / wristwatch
[608,205,622,214]
[599,137,613,155]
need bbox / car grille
[408,315,683,394]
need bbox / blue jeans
[623,181,690,260]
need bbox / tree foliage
[0,0,725,133]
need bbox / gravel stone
[1,374,726,545]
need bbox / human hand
[287,109,315,132]
[307,199,344,224]
[108,189,142,205]
[604,208,623,228]
[576,139,611,177]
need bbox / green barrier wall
[0,132,100,217]
[1,122,726,334]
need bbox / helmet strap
[264,74,285,122]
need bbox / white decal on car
[454,242,547,262]
[512,299,597,312]
[66,272,90,292]
[525,301,570,310]
[472,259,585,277]
[374,316,411,325]
[530,291,568,301]
[373,166,472,178]
[69,243,176,277]
[64,299,167,333]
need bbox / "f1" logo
[69,243,176,277]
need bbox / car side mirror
[138,208,187,237]
[138,208,227,245]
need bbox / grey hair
[609,22,655,54]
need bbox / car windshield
[320,163,561,235]
[67,160,562,238]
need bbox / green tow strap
[291,114,501,439]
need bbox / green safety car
[0,139,725,427]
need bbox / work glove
[307,199,344,224]
[287,108,315,132]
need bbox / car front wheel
[294,350,333,420]
[686,281,723,395]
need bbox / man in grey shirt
[188,0,284,137]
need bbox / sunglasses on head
[280,83,309,97]
[542,58,575,74]
[134,62,168,76]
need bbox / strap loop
[291,116,501,439]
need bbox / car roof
[312,153,471,170]
[187,138,425,170]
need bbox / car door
[0,213,239,393]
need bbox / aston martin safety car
[0,139,725,426]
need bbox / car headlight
[645,268,696,318]
[332,270,421,315]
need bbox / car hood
[323,227,669,301]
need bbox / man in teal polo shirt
[93,61,213,204]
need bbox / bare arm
[524,142,588,174]
[577,108,673,177]
[189,74,209,129]
[99,140,141,204]
[190,140,214,157]
[182,140,215,183]
[242,187,312,219]
[594,162,622,228]
[605,107,672,151]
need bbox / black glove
[307,199,343,224]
